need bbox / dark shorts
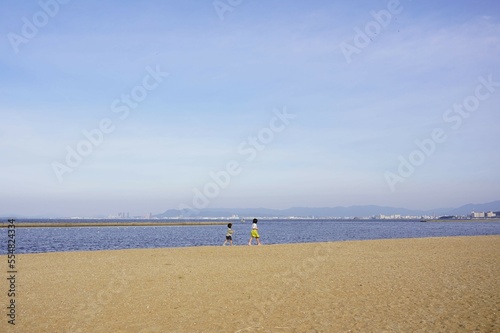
[226,236,232,240]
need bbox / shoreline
[421,218,500,222]
[8,234,500,254]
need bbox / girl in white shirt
[248,218,261,245]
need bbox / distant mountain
[156,207,283,218]
[154,201,500,218]
[281,206,425,217]
[4,201,498,219]
[447,201,500,215]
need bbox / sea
[2,219,500,254]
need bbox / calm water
[2,219,500,254]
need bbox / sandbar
[0,221,228,228]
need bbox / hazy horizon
[1,0,499,217]
[3,200,500,219]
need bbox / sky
[1,0,499,217]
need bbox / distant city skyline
[1,0,499,217]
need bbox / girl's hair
[228,223,232,228]
[253,218,258,223]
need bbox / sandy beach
[1,236,499,333]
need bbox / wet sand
[1,236,498,332]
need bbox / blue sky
[1,0,499,217]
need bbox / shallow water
[2,219,500,254]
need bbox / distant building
[486,211,496,218]
[471,211,485,218]
[375,214,402,220]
